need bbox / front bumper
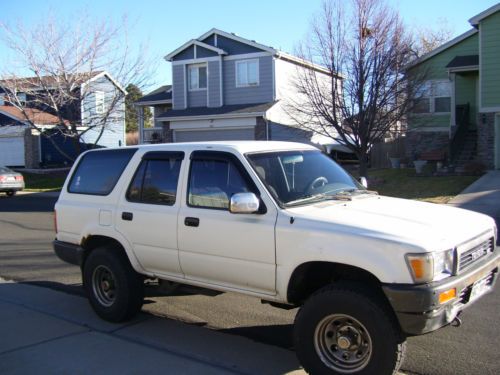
[383,250,500,335]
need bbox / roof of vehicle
[97,141,319,155]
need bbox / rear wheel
[83,247,144,322]
[6,191,16,197]
[294,283,406,375]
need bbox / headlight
[406,249,454,283]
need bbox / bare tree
[285,0,424,176]
[0,13,154,161]
[413,20,454,57]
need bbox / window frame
[235,59,260,88]
[186,150,264,212]
[95,91,105,114]
[125,151,185,206]
[188,63,208,91]
[413,80,451,115]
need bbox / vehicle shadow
[3,281,303,375]
[0,192,58,213]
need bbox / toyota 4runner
[53,141,499,375]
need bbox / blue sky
[0,0,497,91]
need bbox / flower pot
[389,157,400,169]
[414,160,427,174]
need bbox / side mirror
[229,193,260,214]
[359,176,368,189]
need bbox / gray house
[136,28,337,144]
[0,71,126,168]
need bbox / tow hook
[451,314,462,327]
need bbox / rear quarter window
[68,148,137,195]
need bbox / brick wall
[477,113,495,169]
[255,117,267,140]
[24,129,40,169]
[405,131,450,160]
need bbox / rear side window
[126,152,183,206]
[68,148,137,195]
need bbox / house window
[236,59,259,87]
[188,64,207,91]
[413,80,451,114]
[17,93,26,104]
[95,91,105,114]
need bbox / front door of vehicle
[115,151,184,277]
[177,151,277,295]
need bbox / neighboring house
[406,4,500,170]
[134,85,172,143]
[0,71,126,168]
[136,28,338,145]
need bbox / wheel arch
[286,261,385,305]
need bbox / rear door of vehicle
[115,151,185,277]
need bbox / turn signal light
[439,288,456,304]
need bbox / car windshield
[247,150,367,206]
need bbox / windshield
[247,150,365,206]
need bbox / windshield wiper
[285,192,352,206]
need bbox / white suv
[54,141,499,375]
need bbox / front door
[177,151,277,295]
[115,151,185,277]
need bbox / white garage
[173,127,254,142]
[0,127,25,167]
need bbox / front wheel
[294,283,406,375]
[83,247,144,322]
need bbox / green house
[407,3,500,170]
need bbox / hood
[285,195,495,252]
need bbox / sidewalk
[448,170,500,242]
[0,280,304,375]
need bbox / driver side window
[188,156,253,210]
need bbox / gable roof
[0,71,127,95]
[0,105,69,126]
[164,28,335,76]
[135,85,172,105]
[165,39,228,61]
[469,3,500,26]
[405,28,478,69]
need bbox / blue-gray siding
[223,56,274,105]
[270,122,313,143]
[197,46,217,58]
[172,46,195,61]
[216,35,264,54]
[201,35,215,47]
[208,60,221,107]
[172,65,185,109]
[188,89,207,107]
[80,75,125,148]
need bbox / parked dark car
[0,167,24,196]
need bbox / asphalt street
[0,192,499,375]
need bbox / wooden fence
[370,137,406,169]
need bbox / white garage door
[0,136,25,167]
[174,128,254,142]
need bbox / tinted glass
[188,159,251,209]
[413,98,430,113]
[68,149,136,195]
[127,158,181,206]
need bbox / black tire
[83,247,144,322]
[294,283,406,375]
[6,191,16,197]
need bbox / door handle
[184,217,200,227]
[122,212,133,221]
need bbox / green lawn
[23,171,69,192]
[367,169,479,204]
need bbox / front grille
[458,238,494,272]
[458,272,495,304]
